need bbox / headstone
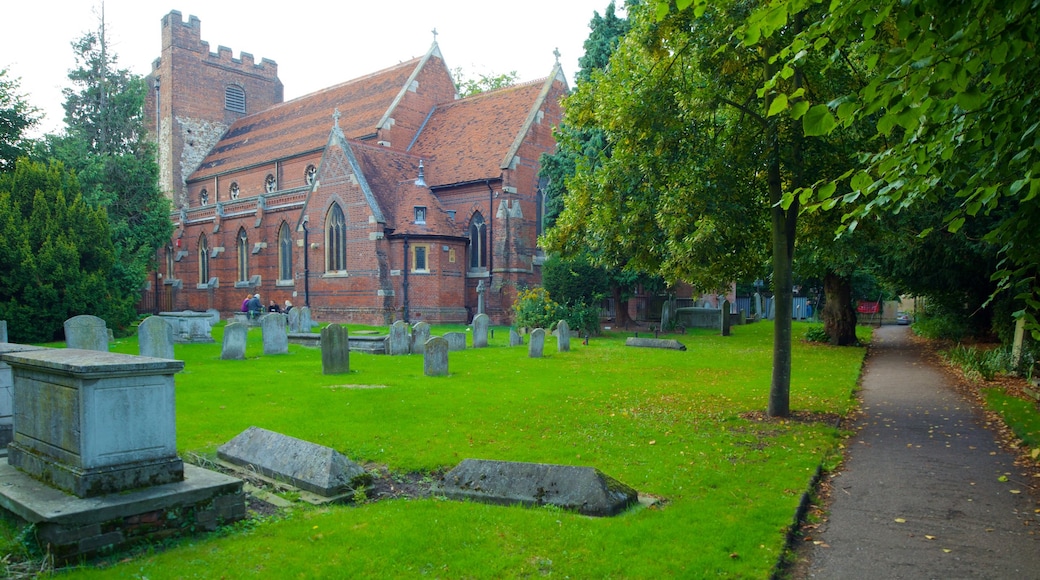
[661,301,672,331]
[721,299,731,337]
[158,311,215,343]
[625,337,687,351]
[300,306,315,332]
[529,328,545,358]
[63,315,109,351]
[509,328,523,347]
[443,332,467,351]
[411,321,431,354]
[205,308,221,326]
[754,292,763,319]
[556,320,571,352]
[288,307,302,333]
[476,279,487,316]
[388,320,410,355]
[221,322,248,360]
[4,348,184,497]
[321,325,350,374]
[423,336,449,377]
[218,427,368,497]
[472,313,489,348]
[139,316,175,360]
[0,320,6,342]
[440,459,638,517]
[262,313,289,355]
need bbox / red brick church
[145,10,566,325]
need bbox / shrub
[512,287,562,330]
[805,325,830,343]
[560,301,600,336]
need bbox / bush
[560,301,600,336]
[513,287,562,330]
[805,325,830,343]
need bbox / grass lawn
[25,320,867,578]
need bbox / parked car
[896,311,911,325]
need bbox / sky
[2,0,622,136]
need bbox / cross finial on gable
[553,47,561,64]
[333,108,341,127]
[432,28,438,42]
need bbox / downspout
[403,235,410,322]
[301,218,311,308]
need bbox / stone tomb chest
[1,348,185,497]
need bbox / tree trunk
[822,272,858,346]
[612,285,631,328]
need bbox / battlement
[161,10,277,78]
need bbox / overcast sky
[3,1,622,136]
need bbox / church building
[146,10,567,325]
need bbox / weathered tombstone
[625,337,687,351]
[288,307,302,333]
[423,336,449,377]
[509,328,523,347]
[529,328,545,358]
[443,332,467,351]
[475,279,487,316]
[0,320,6,342]
[63,315,109,351]
[754,292,763,319]
[661,301,672,331]
[388,320,410,355]
[440,459,638,517]
[321,324,350,374]
[158,311,215,343]
[139,316,176,359]
[411,321,431,354]
[472,313,489,348]
[721,299,732,337]
[556,320,571,352]
[221,322,248,360]
[262,313,289,355]
[218,427,367,497]
[299,306,315,332]
[205,308,222,326]
[0,343,46,450]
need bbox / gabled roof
[407,68,564,188]
[190,45,447,182]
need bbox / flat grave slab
[625,337,687,351]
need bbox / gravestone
[443,332,467,351]
[509,328,523,347]
[321,325,350,374]
[388,320,410,355]
[661,301,673,331]
[423,336,449,377]
[411,321,431,354]
[721,299,732,337]
[754,292,763,319]
[221,322,248,360]
[262,313,289,355]
[64,315,109,351]
[4,348,184,497]
[625,337,687,351]
[205,308,221,326]
[476,279,487,316]
[299,307,315,332]
[0,320,6,342]
[288,307,302,333]
[440,459,638,517]
[218,427,368,497]
[158,311,215,343]
[529,328,545,358]
[556,320,571,352]
[138,316,176,359]
[472,313,489,348]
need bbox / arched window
[165,245,174,279]
[265,174,277,193]
[469,212,487,270]
[305,165,317,186]
[198,234,209,284]
[237,228,249,282]
[225,85,246,113]
[326,203,346,272]
[278,221,293,281]
[229,182,240,200]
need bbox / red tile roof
[408,79,548,187]
[190,56,434,181]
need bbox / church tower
[144,11,283,207]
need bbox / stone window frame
[225,84,246,113]
[229,182,240,200]
[278,221,293,283]
[325,203,347,273]
[468,212,487,271]
[198,234,210,286]
[265,174,277,193]
[411,244,430,273]
[164,245,175,280]
[305,165,317,186]
[236,228,250,285]
[200,188,209,206]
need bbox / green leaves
[803,104,837,136]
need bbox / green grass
[31,321,866,578]
[982,388,1040,449]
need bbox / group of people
[240,293,293,319]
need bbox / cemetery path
[798,325,1040,579]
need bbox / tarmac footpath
[801,325,1040,579]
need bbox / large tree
[46,9,171,331]
[0,69,39,171]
